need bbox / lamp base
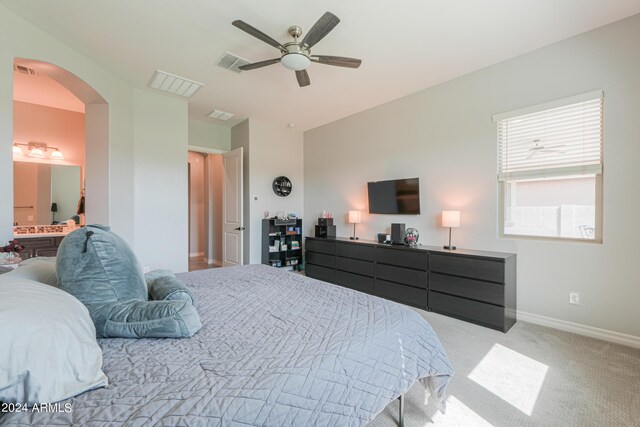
[443,245,456,250]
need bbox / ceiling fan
[232,11,362,87]
[526,139,566,159]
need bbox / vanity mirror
[13,161,82,227]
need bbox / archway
[12,58,109,227]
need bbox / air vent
[208,109,235,121]
[216,52,250,73]
[148,70,203,98]
[14,64,38,76]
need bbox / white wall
[304,15,640,338]
[133,89,189,273]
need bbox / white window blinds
[494,91,603,181]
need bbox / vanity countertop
[14,232,70,238]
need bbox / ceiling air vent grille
[217,52,250,73]
[148,70,203,98]
[14,64,38,76]
[208,109,235,121]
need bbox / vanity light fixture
[12,142,64,160]
[50,149,64,160]
[29,146,45,158]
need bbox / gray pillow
[9,257,58,287]
[146,269,196,305]
[56,225,201,339]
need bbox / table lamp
[442,210,460,250]
[348,210,361,240]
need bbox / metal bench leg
[398,394,404,427]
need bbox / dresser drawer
[376,247,428,270]
[336,242,374,261]
[376,279,427,309]
[336,270,374,294]
[429,291,505,331]
[305,264,334,283]
[335,257,374,277]
[430,253,504,283]
[306,251,335,269]
[305,239,335,255]
[376,263,427,289]
[430,272,504,306]
[34,248,60,258]
[20,236,63,248]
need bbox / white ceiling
[3,0,639,131]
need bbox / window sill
[499,233,602,244]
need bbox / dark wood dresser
[305,237,517,332]
[15,236,65,260]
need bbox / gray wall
[188,119,230,153]
[304,15,640,338]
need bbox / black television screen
[367,178,420,214]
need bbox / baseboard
[517,310,640,349]
[189,252,204,258]
[205,258,222,267]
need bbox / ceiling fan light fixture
[281,53,310,71]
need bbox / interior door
[222,147,244,266]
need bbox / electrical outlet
[569,292,581,305]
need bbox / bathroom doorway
[187,150,224,271]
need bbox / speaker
[318,218,334,226]
[391,223,405,244]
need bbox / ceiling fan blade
[232,20,286,52]
[238,58,281,71]
[301,12,340,49]
[311,55,362,68]
[296,70,310,87]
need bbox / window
[494,91,603,241]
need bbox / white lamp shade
[12,145,24,155]
[442,210,460,228]
[348,210,362,224]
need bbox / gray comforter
[1,264,453,426]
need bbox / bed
[1,264,453,426]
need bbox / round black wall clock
[272,176,292,197]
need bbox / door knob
[234,227,246,231]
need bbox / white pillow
[0,277,108,404]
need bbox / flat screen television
[367,178,420,214]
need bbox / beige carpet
[369,309,640,427]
